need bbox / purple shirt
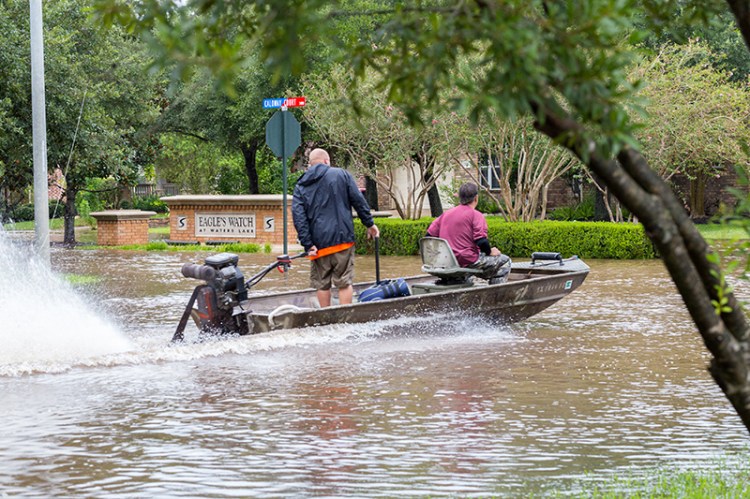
[427,204,488,267]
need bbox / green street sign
[265,110,301,157]
[264,108,302,255]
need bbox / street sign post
[265,102,303,254]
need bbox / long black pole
[375,236,381,284]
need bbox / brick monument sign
[161,195,297,247]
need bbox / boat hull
[242,258,590,333]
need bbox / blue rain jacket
[292,164,375,252]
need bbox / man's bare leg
[338,285,353,305]
[317,289,332,308]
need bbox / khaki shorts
[310,246,356,290]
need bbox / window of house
[479,152,502,191]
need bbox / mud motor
[172,252,305,342]
[174,252,249,340]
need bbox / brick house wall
[48,167,65,201]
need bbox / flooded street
[1,234,748,497]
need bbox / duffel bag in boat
[358,278,411,302]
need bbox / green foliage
[353,217,432,256]
[632,41,750,180]
[567,458,750,498]
[257,149,303,194]
[1,201,66,223]
[216,156,249,194]
[549,195,597,221]
[488,220,655,259]
[76,177,119,214]
[1,0,162,243]
[475,192,500,215]
[155,133,232,194]
[10,204,35,223]
[62,274,103,286]
[354,217,655,259]
[132,195,168,213]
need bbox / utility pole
[30,0,50,266]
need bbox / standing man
[292,148,380,307]
[427,182,510,283]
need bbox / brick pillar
[90,210,156,246]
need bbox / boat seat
[419,237,483,284]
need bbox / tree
[301,65,457,219]
[92,0,750,433]
[157,61,285,194]
[448,116,578,222]
[0,0,160,243]
[631,40,750,217]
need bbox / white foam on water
[116,311,518,366]
[0,230,133,376]
[0,228,518,376]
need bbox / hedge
[354,217,656,259]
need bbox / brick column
[90,210,156,246]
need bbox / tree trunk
[426,183,443,217]
[592,173,609,221]
[365,176,379,210]
[415,149,443,217]
[532,98,750,434]
[63,188,77,246]
[240,140,260,194]
[690,172,707,218]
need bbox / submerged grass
[61,274,102,285]
[83,241,273,253]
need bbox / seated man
[426,182,510,283]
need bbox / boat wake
[0,229,133,377]
[2,300,517,377]
[100,311,519,368]
[0,228,518,377]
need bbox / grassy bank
[3,217,90,230]
[559,458,750,498]
[697,223,749,241]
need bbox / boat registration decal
[565,279,573,290]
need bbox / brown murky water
[1,240,748,497]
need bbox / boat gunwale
[245,266,590,318]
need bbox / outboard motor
[172,251,307,343]
[174,253,249,340]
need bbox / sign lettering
[263,96,306,109]
[195,213,256,238]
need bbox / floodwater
[1,231,748,497]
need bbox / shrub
[48,199,65,218]
[548,194,596,221]
[354,217,432,255]
[476,192,500,214]
[132,195,168,213]
[354,217,655,259]
[13,204,35,222]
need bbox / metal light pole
[30,0,50,266]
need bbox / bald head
[309,148,330,167]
